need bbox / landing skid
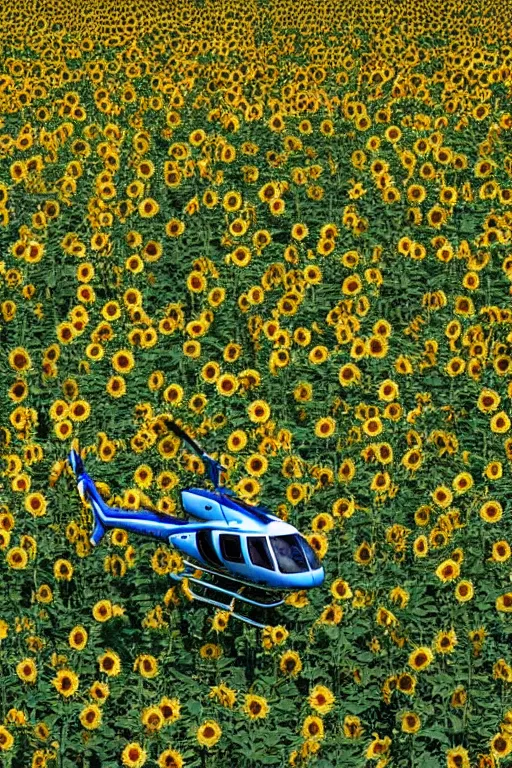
[169,560,286,629]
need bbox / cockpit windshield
[269,534,309,574]
[299,535,321,570]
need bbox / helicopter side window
[247,537,275,571]
[196,529,223,568]
[219,534,245,563]
[269,535,308,574]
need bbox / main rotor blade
[166,420,208,458]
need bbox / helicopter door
[196,529,223,568]
[247,536,275,570]
[218,533,245,564]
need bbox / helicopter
[66,420,325,628]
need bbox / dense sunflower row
[1,0,512,767]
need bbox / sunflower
[434,628,458,655]
[314,417,336,439]
[68,626,88,651]
[0,726,13,751]
[490,733,512,759]
[90,681,110,704]
[16,658,37,683]
[158,749,184,768]
[396,672,417,696]
[210,610,230,632]
[112,349,135,374]
[53,558,73,581]
[121,742,147,768]
[302,716,324,740]
[25,492,47,517]
[319,603,343,624]
[200,643,222,660]
[331,578,353,600]
[308,685,335,714]
[138,198,160,218]
[216,373,238,397]
[141,706,164,732]
[432,486,453,508]
[197,720,222,748]
[105,376,126,399]
[247,399,271,423]
[279,650,302,677]
[477,388,500,412]
[158,696,181,724]
[446,746,470,768]
[68,400,91,422]
[98,650,121,677]
[52,668,79,697]
[92,600,113,622]
[408,646,434,672]
[480,500,503,523]
[491,541,511,562]
[436,559,460,582]
[243,694,270,720]
[209,684,237,708]
[8,346,32,372]
[401,712,421,734]
[452,472,473,494]
[79,704,102,730]
[490,412,511,434]
[35,584,53,603]
[134,654,158,679]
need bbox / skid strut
[170,560,285,629]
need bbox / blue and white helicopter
[67,420,324,628]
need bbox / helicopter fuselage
[74,459,325,592]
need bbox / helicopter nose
[311,567,325,588]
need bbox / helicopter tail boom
[68,449,109,546]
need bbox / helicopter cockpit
[193,528,323,589]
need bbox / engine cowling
[180,489,225,521]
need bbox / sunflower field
[2,0,512,766]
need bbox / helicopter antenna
[166,420,227,491]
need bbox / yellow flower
[408,646,434,671]
[0,726,14,751]
[16,658,37,683]
[308,684,335,714]
[435,559,460,582]
[247,399,271,423]
[6,547,28,570]
[209,684,237,708]
[111,349,135,374]
[92,600,113,622]
[200,643,222,660]
[401,712,421,733]
[157,749,184,768]
[138,198,159,218]
[243,694,270,720]
[134,654,158,678]
[279,651,302,677]
[68,626,88,651]
[302,715,324,740]
[90,681,110,704]
[159,697,181,724]
[79,704,102,730]
[210,611,230,632]
[8,346,32,372]
[480,500,503,523]
[98,650,121,677]
[52,668,79,697]
[196,720,222,748]
[141,706,164,732]
[121,742,147,768]
[446,746,470,768]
